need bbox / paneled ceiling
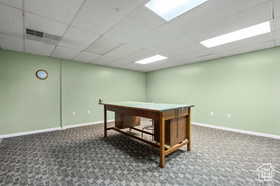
[0,0,279,72]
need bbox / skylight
[200,21,271,48]
[145,0,208,21]
[135,55,168,64]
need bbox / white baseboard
[193,122,280,140]
[0,127,62,139]
[2,120,278,140]
[0,120,114,139]
[63,120,114,129]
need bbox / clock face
[36,69,48,80]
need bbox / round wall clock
[36,69,48,80]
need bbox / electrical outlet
[72,112,76,116]
[210,112,214,116]
[98,98,103,104]
[227,114,231,118]
[88,110,91,114]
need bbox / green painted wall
[146,47,280,136]
[0,50,146,135]
[0,51,61,135]
[1,47,279,136]
[61,60,146,126]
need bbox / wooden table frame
[103,103,194,168]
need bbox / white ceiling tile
[100,44,140,63]
[0,5,23,37]
[151,40,201,59]
[25,13,68,36]
[51,46,80,60]
[72,0,145,34]
[58,27,99,50]
[234,1,272,25]
[149,0,271,44]
[123,61,170,72]
[0,34,23,52]
[93,55,117,65]
[126,57,168,69]
[0,0,278,72]
[191,1,273,42]
[85,36,124,55]
[216,40,274,57]
[25,0,84,23]
[93,56,131,69]
[104,6,165,44]
[236,42,274,55]
[107,48,161,66]
[180,0,270,23]
[0,0,22,9]
[123,49,155,64]
[128,6,165,28]
[25,39,55,56]
[73,52,101,63]
[102,62,132,70]
[141,63,176,72]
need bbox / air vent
[25,28,61,45]
[26,29,44,38]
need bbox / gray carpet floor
[0,123,279,186]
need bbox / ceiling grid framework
[49,0,87,59]
[0,0,279,71]
[78,0,152,63]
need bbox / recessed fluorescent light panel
[135,55,167,64]
[145,0,208,21]
[200,21,271,48]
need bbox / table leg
[187,109,192,151]
[160,117,165,168]
[104,105,107,138]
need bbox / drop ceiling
[0,0,279,72]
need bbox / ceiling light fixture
[145,0,208,21]
[200,21,271,48]
[135,55,167,64]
